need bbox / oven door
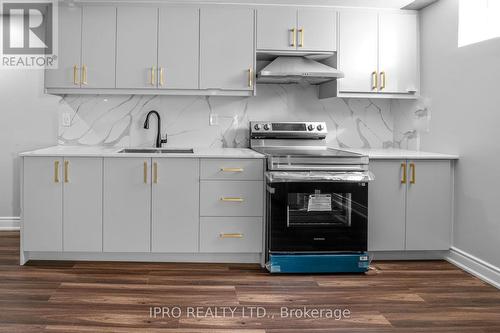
[267,181,368,253]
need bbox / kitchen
[1,0,500,331]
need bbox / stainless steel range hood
[257,56,344,85]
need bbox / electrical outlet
[209,113,218,126]
[61,112,71,127]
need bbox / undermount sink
[118,148,194,154]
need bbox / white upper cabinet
[81,6,116,89]
[200,7,255,91]
[338,11,378,93]
[257,7,297,51]
[158,7,199,89]
[45,6,81,89]
[257,7,336,52]
[338,10,419,96]
[297,8,336,52]
[378,13,419,94]
[116,7,158,89]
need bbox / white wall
[0,70,59,218]
[420,0,500,267]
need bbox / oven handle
[265,171,375,183]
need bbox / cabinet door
[45,6,81,89]
[368,161,406,251]
[338,11,378,93]
[81,6,116,89]
[63,158,103,252]
[406,161,452,250]
[23,157,62,251]
[379,13,418,94]
[103,158,151,252]
[256,7,297,51]
[116,7,158,89]
[297,8,336,52]
[152,158,199,252]
[158,7,199,89]
[200,7,254,90]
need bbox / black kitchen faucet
[143,110,167,148]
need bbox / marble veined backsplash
[58,84,417,149]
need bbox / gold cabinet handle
[298,28,304,47]
[153,161,158,184]
[220,197,244,202]
[290,27,296,47]
[401,162,407,184]
[150,66,156,86]
[219,233,243,239]
[410,162,416,184]
[380,71,386,90]
[220,167,244,172]
[73,65,79,85]
[81,64,87,85]
[159,67,164,87]
[54,161,60,183]
[247,68,253,88]
[143,161,148,184]
[371,71,378,91]
[64,160,69,183]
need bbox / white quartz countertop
[341,148,459,160]
[19,146,265,159]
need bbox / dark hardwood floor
[1,231,499,332]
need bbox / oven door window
[288,192,352,227]
[268,182,368,252]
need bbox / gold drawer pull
[153,161,158,184]
[220,168,244,172]
[219,233,243,239]
[410,162,416,184]
[150,66,156,86]
[73,65,79,85]
[371,71,378,90]
[248,67,253,88]
[298,27,304,47]
[380,71,386,90]
[143,161,148,184]
[220,197,244,202]
[290,27,296,47]
[64,160,69,183]
[81,64,87,85]
[159,67,164,86]
[401,163,407,184]
[54,161,60,183]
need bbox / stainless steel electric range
[250,121,374,273]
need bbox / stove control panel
[250,121,327,139]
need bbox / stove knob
[263,124,270,130]
[317,124,323,131]
[253,124,261,131]
[308,124,314,131]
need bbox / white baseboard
[446,247,500,289]
[0,217,20,230]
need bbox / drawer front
[201,159,263,180]
[200,181,264,216]
[200,217,263,253]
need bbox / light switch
[62,112,71,127]
[209,113,218,126]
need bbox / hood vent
[257,56,344,85]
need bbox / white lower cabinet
[103,158,151,252]
[23,157,63,251]
[406,161,452,250]
[63,158,103,252]
[152,158,199,252]
[200,217,262,253]
[368,160,452,251]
